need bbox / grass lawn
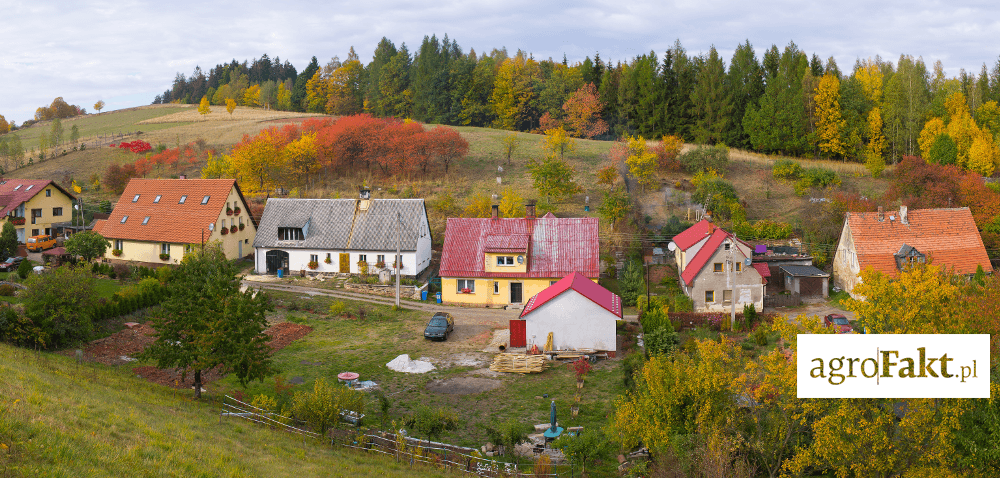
[0,342,453,477]
[212,291,625,457]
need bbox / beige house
[670,219,765,312]
[93,179,256,266]
[0,179,76,242]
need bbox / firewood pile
[489,353,547,374]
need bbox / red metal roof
[0,179,75,217]
[519,272,622,318]
[751,262,771,278]
[672,219,713,251]
[680,227,760,287]
[440,216,600,279]
[484,234,529,253]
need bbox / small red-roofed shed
[511,272,622,355]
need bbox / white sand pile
[386,354,436,374]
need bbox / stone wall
[343,282,428,301]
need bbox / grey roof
[253,198,427,251]
[778,264,830,278]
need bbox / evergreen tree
[0,222,16,259]
[290,56,319,112]
[619,260,644,307]
[726,40,764,148]
[690,46,732,144]
[365,38,398,116]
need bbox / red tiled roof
[519,272,623,319]
[751,262,771,278]
[440,216,600,278]
[0,179,75,216]
[846,207,992,277]
[93,179,249,244]
[672,219,713,251]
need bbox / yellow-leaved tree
[541,126,575,160]
[967,130,999,176]
[197,95,211,118]
[625,136,657,191]
[815,73,847,158]
[201,152,233,179]
[462,193,491,218]
[865,107,886,176]
[225,98,237,116]
[846,264,961,334]
[498,186,523,218]
[242,84,261,107]
[918,117,946,159]
[228,129,286,195]
[283,132,318,189]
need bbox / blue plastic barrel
[435,292,442,303]
[421,290,428,301]
[277,269,283,278]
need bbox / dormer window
[132,194,140,202]
[179,195,187,204]
[894,244,926,270]
[278,227,304,241]
[201,195,210,204]
[154,195,161,203]
[120,216,129,223]
[496,256,515,266]
[142,216,150,225]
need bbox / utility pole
[395,211,401,308]
[728,241,736,331]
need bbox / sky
[2,0,999,125]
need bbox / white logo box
[797,334,990,398]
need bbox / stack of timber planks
[489,353,547,374]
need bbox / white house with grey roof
[252,193,432,277]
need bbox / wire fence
[219,394,575,477]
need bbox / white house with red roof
[510,272,622,355]
[439,204,599,307]
[669,219,765,312]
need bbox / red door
[509,319,526,347]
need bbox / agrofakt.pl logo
[797,334,990,398]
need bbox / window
[114,240,123,250]
[457,279,475,293]
[185,244,195,254]
[723,290,733,305]
[550,280,558,286]
[120,216,128,224]
[46,189,51,197]
[359,254,367,263]
[496,256,515,266]
[705,290,715,303]
[132,194,140,202]
[310,254,318,263]
[13,185,21,190]
[326,253,331,262]
[52,207,63,217]
[154,195,161,203]
[24,185,32,191]
[724,243,731,251]
[277,227,304,241]
[161,243,169,255]
[31,229,38,236]
[179,195,187,204]
[713,262,723,273]
[245,239,249,244]
[230,218,234,227]
[494,281,500,294]
[142,216,150,225]
[201,195,210,204]
[377,254,385,264]
[735,262,742,272]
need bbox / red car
[824,314,854,333]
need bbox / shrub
[329,301,346,317]
[794,167,841,196]
[0,284,15,296]
[691,172,744,220]
[772,159,803,180]
[113,263,132,280]
[751,326,769,346]
[16,259,31,279]
[291,379,366,433]
[679,144,729,173]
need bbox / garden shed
[511,272,622,356]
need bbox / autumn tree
[541,127,575,160]
[197,95,211,118]
[500,132,520,165]
[814,73,847,157]
[93,100,105,114]
[0,115,8,135]
[624,136,657,191]
[64,231,110,262]
[527,155,582,205]
[143,245,274,399]
[427,126,468,174]
[562,82,608,139]
[226,98,237,116]
[498,186,523,218]
[597,186,631,229]
[462,193,491,218]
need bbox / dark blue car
[423,312,455,341]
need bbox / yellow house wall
[0,186,74,240]
[104,185,256,263]
[484,253,528,273]
[441,277,598,306]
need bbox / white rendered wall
[524,290,617,352]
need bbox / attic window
[179,195,187,204]
[132,194,140,202]
[13,185,20,190]
[120,216,129,224]
[142,216,150,225]
[201,195,210,204]
[154,195,161,203]
[724,243,731,250]
[25,185,32,191]
[278,227,304,241]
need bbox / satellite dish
[517,255,524,264]
[667,242,677,252]
[744,258,752,267]
[208,223,214,231]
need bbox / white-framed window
[114,239,123,250]
[310,254,318,263]
[705,290,715,303]
[184,244,195,254]
[496,256,515,266]
[377,254,385,264]
[359,254,367,263]
[278,227,303,240]
[457,279,475,293]
[160,243,169,255]
[494,281,500,294]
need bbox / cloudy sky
[2,0,999,125]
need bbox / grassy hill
[0,342,451,477]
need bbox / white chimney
[900,205,908,225]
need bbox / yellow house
[92,178,257,266]
[0,179,76,243]
[439,205,600,307]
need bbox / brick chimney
[877,206,884,222]
[491,204,499,220]
[525,200,536,219]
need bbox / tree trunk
[194,369,202,399]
